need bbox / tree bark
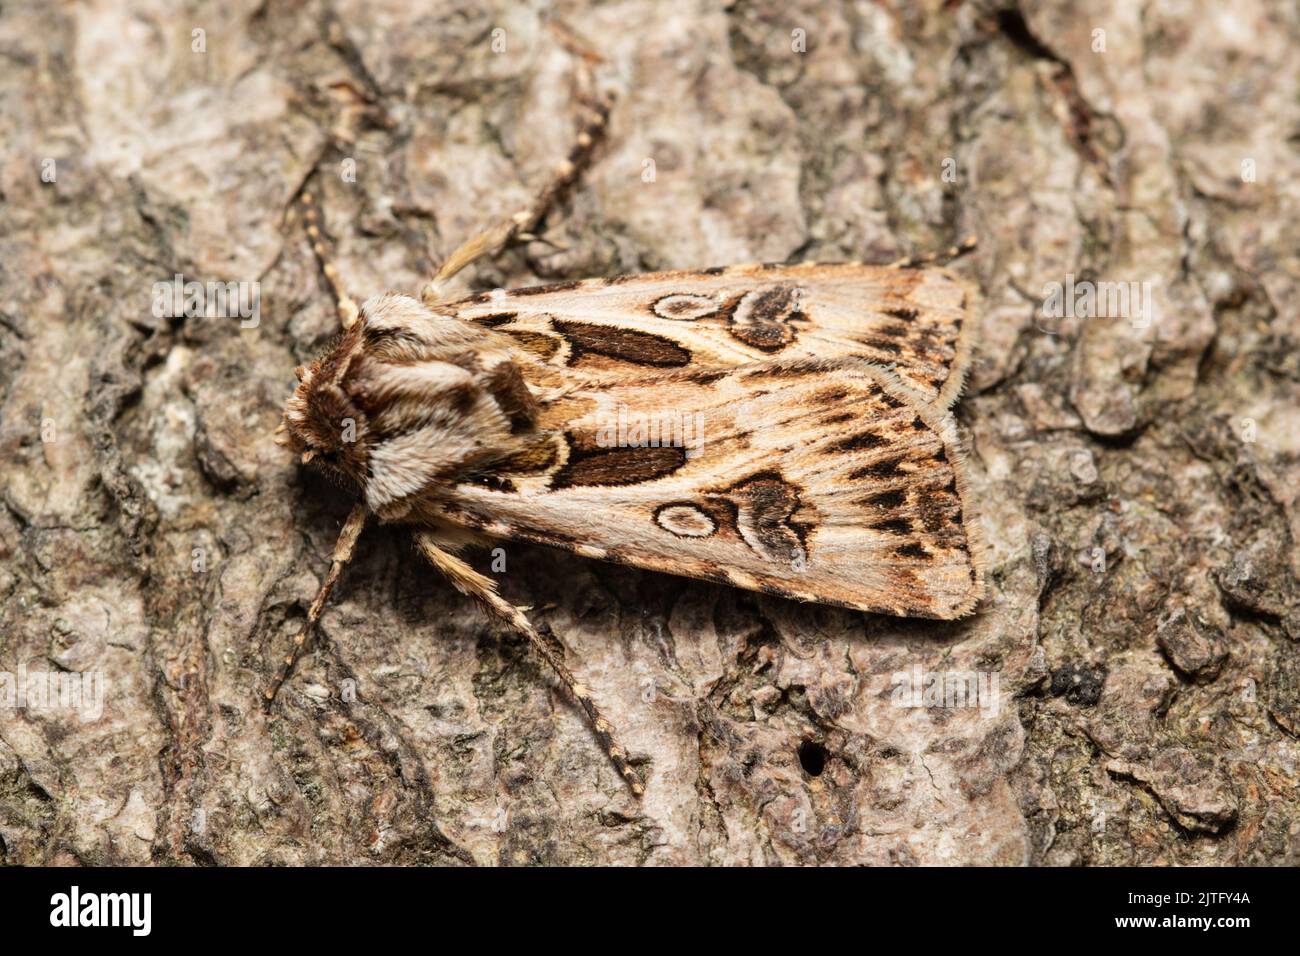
[1,0,1296,865]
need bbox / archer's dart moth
[264,90,986,799]
[272,259,986,794]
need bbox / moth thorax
[282,292,542,517]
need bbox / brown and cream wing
[440,263,977,409]
[426,359,986,619]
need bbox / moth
[267,89,986,798]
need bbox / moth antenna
[889,235,978,269]
[263,503,368,712]
[413,532,646,798]
[420,88,616,306]
[299,188,360,329]
[544,16,606,67]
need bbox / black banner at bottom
[0,865,1277,942]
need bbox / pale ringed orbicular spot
[654,503,717,537]
[651,293,721,320]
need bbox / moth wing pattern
[425,359,986,619]
[439,263,977,410]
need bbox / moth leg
[419,89,615,307]
[412,531,646,797]
[263,503,369,711]
[299,190,360,329]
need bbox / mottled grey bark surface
[1,0,1297,865]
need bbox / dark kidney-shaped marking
[725,286,805,351]
[726,471,809,565]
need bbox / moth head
[278,293,541,516]
[277,322,372,494]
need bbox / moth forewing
[426,357,986,620]
[438,262,978,411]
[279,258,986,798]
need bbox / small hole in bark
[798,739,827,776]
